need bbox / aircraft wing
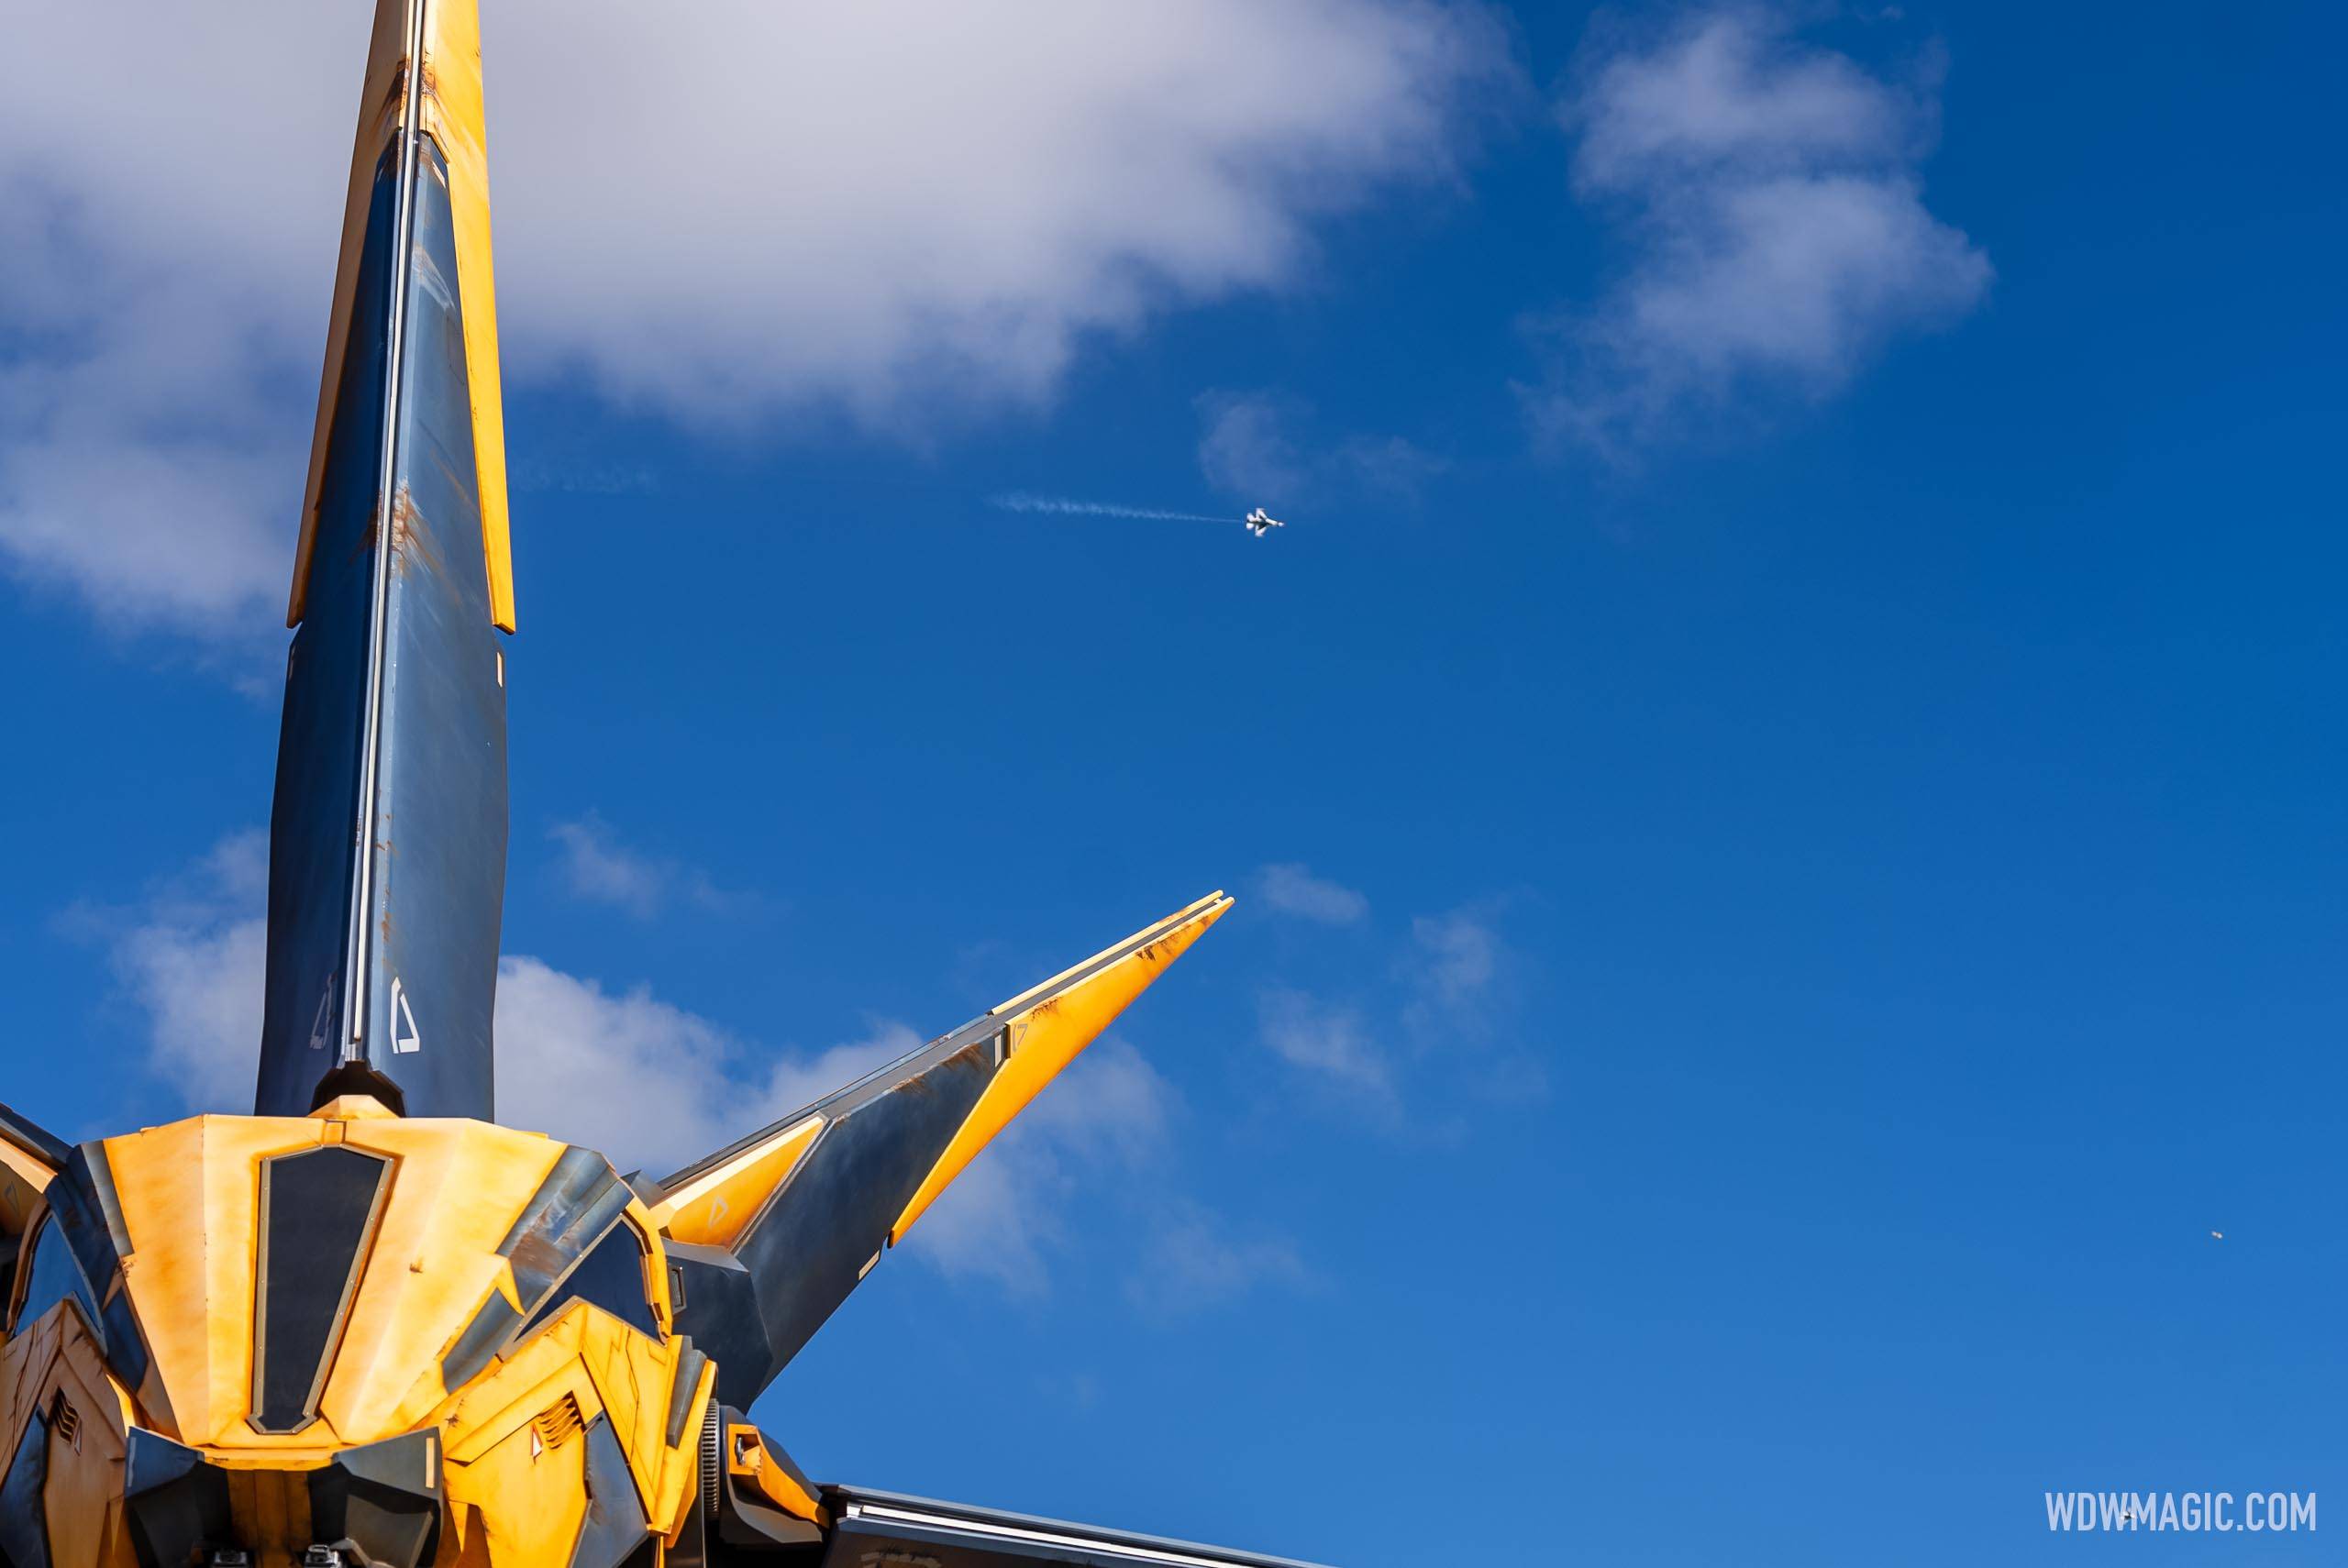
[643,893,1234,1408]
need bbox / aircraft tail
[257,0,513,1120]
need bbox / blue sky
[2,3,2342,1562]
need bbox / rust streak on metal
[387,485,449,583]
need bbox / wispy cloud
[75,831,271,1112]
[1411,907,1500,1006]
[1255,893,1541,1118]
[1127,1198,1312,1317]
[0,1,1512,642]
[1525,5,1990,453]
[1259,988,1396,1106]
[1404,902,1546,1098]
[1196,390,1446,509]
[1257,863,1371,926]
[547,813,737,920]
[508,458,659,496]
[1197,393,1312,502]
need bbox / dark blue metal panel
[727,1037,993,1378]
[258,138,507,1121]
[45,1147,152,1397]
[122,1429,234,1568]
[0,1406,50,1568]
[256,146,396,1119]
[570,1417,651,1568]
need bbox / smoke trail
[990,491,1234,525]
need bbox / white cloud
[1196,390,1446,508]
[1410,908,1499,1004]
[1528,6,1990,451]
[1401,902,1516,1049]
[1197,392,1312,502]
[547,813,732,920]
[1257,863,1372,926]
[1254,897,1545,1118]
[0,1,1511,635]
[1403,903,1546,1099]
[1330,431,1452,503]
[1128,1199,1311,1315]
[1258,987,1395,1104]
[96,832,272,1111]
[489,957,754,1173]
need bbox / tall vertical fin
[259,0,512,1119]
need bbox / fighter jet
[0,6,1323,1567]
[1245,506,1285,536]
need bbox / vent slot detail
[251,1145,394,1433]
[47,1390,80,1452]
[532,1393,585,1452]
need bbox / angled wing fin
[650,893,1231,1406]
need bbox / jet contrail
[990,491,1235,525]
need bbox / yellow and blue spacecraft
[0,6,1309,1565]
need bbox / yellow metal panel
[652,1355,714,1541]
[623,1322,677,1506]
[581,1314,641,1504]
[892,893,1233,1243]
[3,1325,50,1496]
[991,890,1231,1016]
[580,1312,659,1521]
[417,0,515,633]
[99,1109,583,1450]
[440,1320,599,1467]
[322,1118,567,1438]
[307,1094,399,1122]
[10,1107,707,1549]
[37,1315,134,1568]
[446,1415,592,1568]
[648,1115,823,1247]
[727,1421,825,1522]
[104,1116,327,1445]
[0,1306,62,1463]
